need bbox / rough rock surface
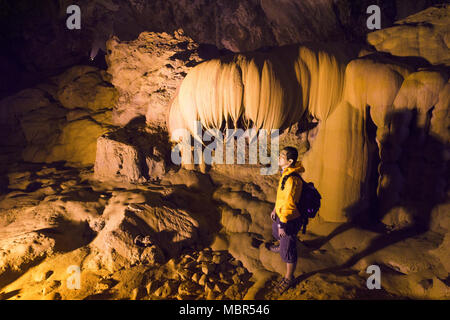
[56,66,118,112]
[105,30,202,128]
[94,121,172,183]
[165,4,449,223]
[3,0,445,102]
[0,161,449,300]
[94,135,144,183]
[213,187,273,239]
[0,232,55,289]
[0,4,449,301]
[83,189,203,272]
[367,5,450,65]
[0,66,117,167]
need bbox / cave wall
[1,0,447,99]
[0,3,448,224]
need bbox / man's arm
[280,178,302,217]
[278,177,302,230]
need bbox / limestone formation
[0,4,449,302]
[2,0,438,95]
[367,5,450,65]
[105,30,202,128]
[94,134,144,183]
[0,66,116,167]
[55,66,118,111]
[168,34,449,223]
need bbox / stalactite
[168,44,449,222]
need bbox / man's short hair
[283,146,298,165]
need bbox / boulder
[94,135,145,183]
[131,204,200,257]
[94,126,169,183]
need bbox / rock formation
[0,3,448,301]
[105,30,202,128]
[0,65,116,167]
[167,6,449,223]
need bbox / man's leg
[272,219,279,241]
[269,219,281,252]
[275,235,297,293]
[286,261,296,281]
[283,234,297,280]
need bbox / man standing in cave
[269,146,304,294]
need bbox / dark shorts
[272,215,302,263]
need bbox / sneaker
[269,244,280,253]
[275,277,294,294]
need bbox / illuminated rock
[94,135,145,183]
[55,65,118,112]
[367,5,450,65]
[168,34,449,222]
[0,66,115,167]
[105,29,202,128]
[94,124,169,183]
[168,45,358,222]
[85,194,199,272]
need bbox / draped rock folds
[169,43,449,222]
[169,45,347,136]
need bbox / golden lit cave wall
[168,45,449,222]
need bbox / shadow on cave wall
[297,107,448,284]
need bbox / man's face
[278,150,292,168]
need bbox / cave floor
[0,162,447,300]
